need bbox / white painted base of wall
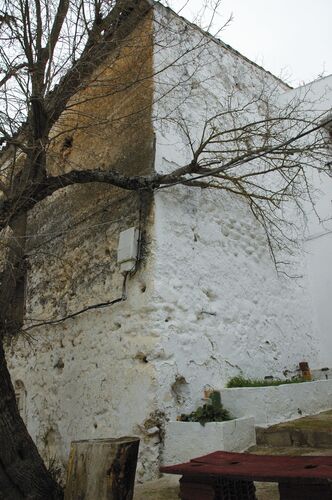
[162,417,256,466]
[221,380,332,427]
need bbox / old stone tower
[4,0,332,480]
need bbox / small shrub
[178,391,232,426]
[226,376,306,388]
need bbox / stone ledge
[220,380,332,427]
[162,417,256,465]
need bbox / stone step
[249,445,332,456]
[256,410,332,448]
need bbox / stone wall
[277,76,332,368]
[220,380,332,427]
[5,8,160,482]
[3,2,330,484]
[150,3,320,425]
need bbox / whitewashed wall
[305,234,332,367]
[278,76,332,368]
[4,3,331,485]
[221,380,332,426]
[302,78,332,368]
[163,418,256,465]
[151,3,320,422]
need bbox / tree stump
[65,437,140,500]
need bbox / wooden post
[65,437,140,500]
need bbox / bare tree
[0,0,330,497]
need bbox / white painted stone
[162,417,256,465]
[221,380,332,427]
[277,76,332,368]
[4,1,332,484]
[151,4,323,430]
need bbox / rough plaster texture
[163,418,256,465]
[151,187,317,420]
[220,380,332,427]
[7,280,161,480]
[3,2,332,485]
[6,190,160,481]
[151,4,320,424]
[6,10,160,482]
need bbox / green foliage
[226,376,306,388]
[178,391,232,426]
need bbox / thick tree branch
[0,63,28,88]
[0,168,162,230]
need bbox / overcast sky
[165,0,332,87]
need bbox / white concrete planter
[162,417,255,466]
[221,379,332,427]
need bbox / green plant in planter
[178,391,232,426]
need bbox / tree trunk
[0,212,63,498]
[0,340,63,499]
[65,437,140,500]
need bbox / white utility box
[117,227,139,273]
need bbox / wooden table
[160,450,332,499]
